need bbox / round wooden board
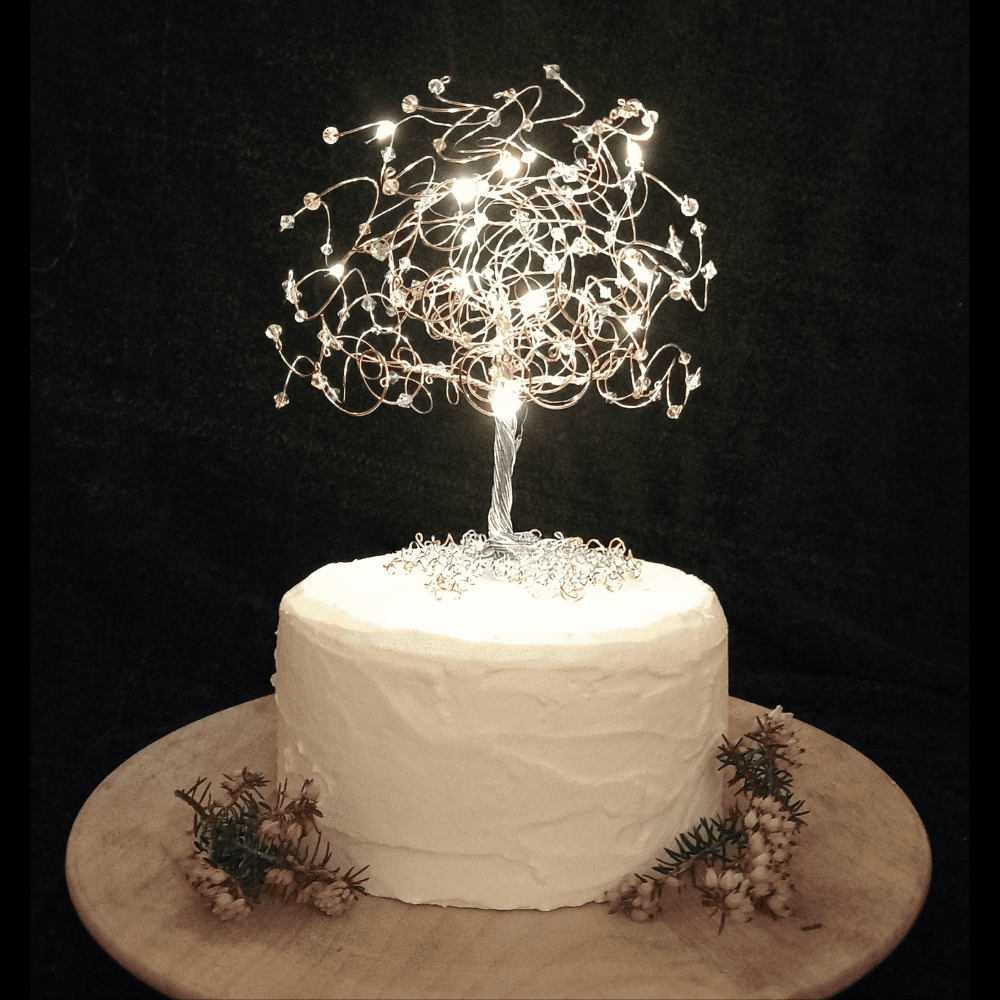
[66,696,930,1000]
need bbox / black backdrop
[32,2,968,996]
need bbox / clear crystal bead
[690,219,706,238]
[554,162,577,183]
[274,391,289,408]
[667,404,682,418]
[680,196,699,216]
[432,137,446,153]
[703,260,717,279]
[402,94,419,113]
[488,111,501,127]
[294,309,308,323]
[543,254,561,273]
[322,127,339,145]
[398,393,413,407]
[543,64,561,79]
[320,243,333,256]
[303,192,321,210]
[280,215,295,231]
[382,146,396,163]
[265,324,282,346]
[686,369,701,390]
[362,295,375,312]
[428,78,446,95]
[575,125,593,142]
[621,173,637,196]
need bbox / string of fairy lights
[265,64,714,422]
[265,65,716,597]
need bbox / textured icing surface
[272,555,728,910]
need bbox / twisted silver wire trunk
[487,413,520,545]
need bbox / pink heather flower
[313,881,357,917]
[725,890,754,922]
[259,819,283,843]
[719,870,742,893]
[767,705,794,727]
[619,875,641,895]
[265,867,295,889]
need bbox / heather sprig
[598,705,807,932]
[175,768,368,921]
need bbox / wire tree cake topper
[266,65,716,598]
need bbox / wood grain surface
[66,696,930,999]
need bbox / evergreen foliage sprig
[599,705,808,933]
[175,768,368,921]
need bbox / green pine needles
[175,706,806,932]
[600,705,808,933]
[175,768,368,921]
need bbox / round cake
[271,555,728,911]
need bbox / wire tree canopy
[265,65,716,598]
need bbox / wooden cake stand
[66,696,930,999]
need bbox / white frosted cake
[271,555,728,911]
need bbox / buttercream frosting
[271,555,728,910]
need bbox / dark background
[32,1,967,997]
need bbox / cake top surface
[282,554,725,646]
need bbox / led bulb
[329,263,345,280]
[491,380,523,420]
[500,151,521,177]
[453,177,477,203]
[519,289,547,316]
[375,121,396,141]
